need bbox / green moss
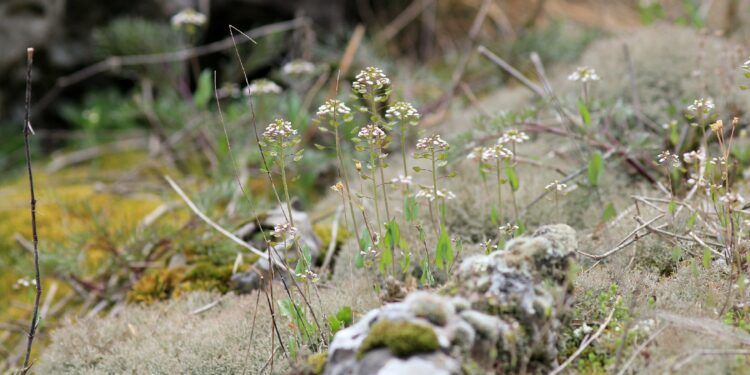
[127,267,185,303]
[357,320,439,359]
[306,351,328,375]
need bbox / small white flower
[296,269,319,283]
[243,79,282,96]
[657,150,680,168]
[262,119,297,140]
[545,180,567,192]
[686,98,714,117]
[416,134,449,152]
[317,99,352,118]
[481,144,513,162]
[13,277,36,290]
[741,59,750,73]
[352,66,390,94]
[568,66,600,82]
[358,124,386,144]
[415,188,455,202]
[466,146,483,161]
[499,223,518,236]
[499,129,530,144]
[385,101,420,123]
[272,223,298,239]
[390,175,413,186]
[719,192,745,206]
[281,59,316,76]
[171,8,207,28]
[683,150,704,164]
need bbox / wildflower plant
[259,119,302,227]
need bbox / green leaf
[379,244,392,274]
[505,162,519,191]
[578,99,591,127]
[327,315,342,335]
[355,228,370,269]
[515,220,526,236]
[668,200,677,215]
[588,151,604,187]
[702,248,712,269]
[420,259,435,287]
[602,203,617,223]
[336,306,353,326]
[287,336,298,361]
[193,70,212,109]
[435,226,453,270]
[490,207,498,226]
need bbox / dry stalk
[21,47,42,375]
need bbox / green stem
[370,146,382,236]
[495,158,503,223]
[378,145,391,221]
[431,150,441,231]
[334,123,361,245]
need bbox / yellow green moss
[306,351,328,375]
[357,320,439,359]
[127,267,185,303]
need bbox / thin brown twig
[33,18,308,115]
[576,215,663,260]
[549,297,620,375]
[21,47,42,375]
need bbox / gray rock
[321,224,578,375]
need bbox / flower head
[657,150,680,168]
[243,79,282,96]
[719,192,745,207]
[352,66,390,94]
[282,59,316,76]
[545,180,567,192]
[316,99,352,120]
[567,66,601,82]
[683,150,704,164]
[416,188,456,201]
[171,8,207,28]
[13,277,36,290]
[263,119,297,140]
[272,223,298,239]
[710,119,724,133]
[499,223,518,236]
[481,144,513,162]
[358,124,386,144]
[385,101,420,124]
[686,98,714,119]
[499,129,530,144]
[331,181,344,194]
[390,175,413,187]
[416,134,449,152]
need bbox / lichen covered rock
[321,224,577,374]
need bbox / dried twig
[576,215,663,260]
[21,47,42,375]
[34,19,308,115]
[477,45,546,97]
[376,0,436,43]
[616,323,669,375]
[164,175,282,266]
[320,205,343,275]
[549,297,619,375]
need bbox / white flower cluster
[385,101,420,122]
[719,192,745,206]
[243,79,282,96]
[499,129,530,144]
[263,119,296,139]
[499,223,518,236]
[316,99,352,117]
[272,223,298,239]
[296,269,320,283]
[686,98,714,117]
[352,67,390,94]
[416,134,449,152]
[657,150,680,168]
[481,144,513,162]
[13,277,36,289]
[390,175,413,186]
[282,59,316,76]
[545,180,567,192]
[358,124,386,144]
[683,150,704,164]
[741,59,750,73]
[567,66,600,82]
[171,8,207,28]
[416,188,456,201]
